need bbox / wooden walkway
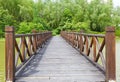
[16,36,105,82]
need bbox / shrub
[116,29,120,36]
[18,22,29,33]
[18,22,44,34]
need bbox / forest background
[0,0,120,37]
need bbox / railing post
[93,37,96,61]
[105,27,116,82]
[80,30,83,53]
[5,26,15,82]
[21,37,25,61]
[32,30,37,52]
[68,33,70,43]
[85,36,88,55]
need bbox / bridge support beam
[105,27,116,82]
[5,26,15,82]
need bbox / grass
[116,36,120,40]
[0,39,5,82]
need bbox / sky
[88,0,120,7]
[113,0,120,7]
[33,0,120,7]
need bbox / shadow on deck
[15,36,105,82]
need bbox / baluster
[21,37,25,61]
[32,30,37,52]
[93,37,96,61]
[80,34,83,53]
[78,34,80,48]
[86,36,88,55]
[28,36,32,55]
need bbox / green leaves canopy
[0,0,120,37]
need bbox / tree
[0,0,120,37]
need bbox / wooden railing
[61,27,116,82]
[5,26,52,82]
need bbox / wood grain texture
[5,26,15,82]
[16,36,105,82]
[105,27,116,81]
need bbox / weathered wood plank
[16,36,105,82]
[16,75,105,82]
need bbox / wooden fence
[61,27,116,82]
[5,26,52,82]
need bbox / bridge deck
[16,36,105,82]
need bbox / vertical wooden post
[67,32,69,42]
[32,30,37,52]
[74,34,77,48]
[78,35,79,48]
[5,26,15,82]
[68,33,69,42]
[72,33,75,47]
[93,37,96,61]
[105,27,116,82]
[80,30,83,53]
[86,36,88,55]
[76,34,78,48]
[40,33,42,47]
[21,37,25,61]
[42,33,45,44]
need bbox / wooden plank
[16,36,105,82]
[16,75,105,82]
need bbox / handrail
[15,32,51,37]
[66,32,105,37]
[61,27,116,82]
[5,26,52,82]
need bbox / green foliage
[18,22,44,33]
[74,22,90,32]
[0,0,120,37]
[0,7,14,37]
[86,0,112,32]
[0,30,3,38]
[18,22,30,33]
[115,27,120,36]
[116,29,120,36]
[52,29,59,36]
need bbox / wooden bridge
[5,26,116,82]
